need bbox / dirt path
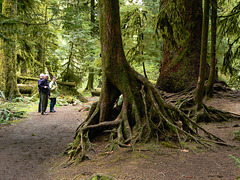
[0,105,83,180]
[0,97,240,180]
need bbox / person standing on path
[49,76,58,112]
[38,74,50,115]
[38,74,45,113]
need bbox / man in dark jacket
[38,74,50,115]
[38,74,45,113]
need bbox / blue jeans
[38,92,42,112]
[50,98,56,112]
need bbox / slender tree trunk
[156,0,202,92]
[194,0,210,109]
[85,0,96,91]
[0,0,5,89]
[36,42,43,75]
[2,0,20,98]
[85,70,94,91]
[90,0,95,36]
[42,5,48,73]
[42,39,46,73]
[206,0,217,97]
[0,40,4,91]
[62,41,74,82]
[142,62,148,79]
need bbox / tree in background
[121,1,161,81]
[206,0,217,97]
[2,0,20,98]
[219,1,240,89]
[60,0,100,86]
[85,0,97,91]
[194,0,210,109]
[155,0,202,92]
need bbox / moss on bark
[2,0,20,99]
[156,0,202,92]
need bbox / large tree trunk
[156,0,202,92]
[194,0,210,109]
[206,0,217,97]
[2,0,20,99]
[67,0,221,161]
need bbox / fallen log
[17,76,76,87]
[91,91,101,96]
[17,84,34,94]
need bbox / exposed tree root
[160,82,240,123]
[66,72,230,162]
[65,0,239,161]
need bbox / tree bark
[84,0,96,91]
[206,0,217,97]
[67,0,220,161]
[85,71,94,91]
[2,0,20,99]
[36,42,43,75]
[156,0,202,92]
[0,40,4,91]
[194,0,210,109]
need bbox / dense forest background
[1,1,240,178]
[0,0,239,99]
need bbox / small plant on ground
[233,130,240,141]
[229,155,240,179]
[0,108,25,124]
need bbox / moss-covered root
[176,97,240,123]
[66,74,225,162]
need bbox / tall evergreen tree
[206,0,217,97]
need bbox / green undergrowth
[229,155,240,179]
[57,96,82,106]
[229,155,240,168]
[233,130,240,141]
[87,174,115,180]
[0,93,38,124]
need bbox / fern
[229,155,240,168]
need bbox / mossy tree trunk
[194,0,210,109]
[206,0,217,97]
[0,2,2,91]
[0,40,4,91]
[2,0,20,99]
[36,42,44,74]
[67,0,221,161]
[156,0,202,92]
[85,70,94,91]
[85,0,96,91]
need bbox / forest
[0,0,240,179]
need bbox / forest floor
[0,95,240,180]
